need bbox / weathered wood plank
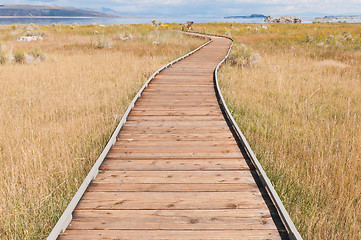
[87,183,256,192]
[116,133,235,141]
[76,192,267,210]
[112,140,238,147]
[105,152,244,159]
[128,109,222,116]
[73,209,271,219]
[124,121,227,126]
[68,209,276,230]
[109,146,241,153]
[94,170,255,184]
[99,159,249,171]
[126,115,224,121]
[59,230,283,240]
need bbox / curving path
[58,36,288,239]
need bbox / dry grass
[193,22,361,239]
[0,23,205,239]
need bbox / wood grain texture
[58,36,286,240]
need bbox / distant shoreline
[0,16,122,19]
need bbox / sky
[2,0,361,17]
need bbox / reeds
[200,22,361,240]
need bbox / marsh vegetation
[1,21,360,240]
[0,23,205,239]
[192,22,361,240]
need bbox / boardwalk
[58,36,287,239]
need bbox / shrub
[0,52,7,64]
[229,43,254,66]
[13,49,25,64]
[95,36,111,49]
[29,47,46,61]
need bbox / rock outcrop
[264,15,302,23]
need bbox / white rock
[264,15,302,23]
[17,36,43,42]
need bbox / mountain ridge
[224,14,266,19]
[0,5,119,18]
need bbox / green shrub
[29,47,46,61]
[14,49,25,64]
[95,36,111,49]
[229,43,254,66]
[0,52,7,64]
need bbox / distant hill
[224,14,266,19]
[324,15,361,19]
[0,5,119,17]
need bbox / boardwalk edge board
[47,35,212,240]
[210,33,303,240]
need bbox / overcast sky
[3,0,361,17]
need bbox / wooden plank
[126,115,224,121]
[135,101,218,105]
[87,183,256,192]
[154,74,212,78]
[141,92,216,96]
[152,81,214,85]
[134,102,219,107]
[120,125,229,131]
[76,192,267,210]
[144,89,215,93]
[128,110,222,116]
[150,83,213,86]
[152,77,212,80]
[118,131,233,136]
[135,101,216,105]
[152,78,213,82]
[119,129,231,135]
[105,152,244,159]
[109,145,240,151]
[99,159,249,171]
[112,141,239,148]
[124,121,227,127]
[116,133,234,141]
[94,170,255,184]
[108,149,241,154]
[160,71,213,76]
[138,95,216,100]
[114,140,238,146]
[59,230,283,240]
[68,209,277,230]
[109,146,240,153]
[132,106,220,110]
[146,86,215,90]
[73,209,271,219]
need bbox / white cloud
[1,0,361,16]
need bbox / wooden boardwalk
[58,36,287,239]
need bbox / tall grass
[196,22,360,239]
[0,23,205,239]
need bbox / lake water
[0,16,308,25]
[0,16,360,25]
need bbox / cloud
[22,0,57,3]
[1,0,361,16]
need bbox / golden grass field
[1,21,360,240]
[0,23,205,239]
[191,22,361,239]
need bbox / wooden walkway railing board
[58,36,287,240]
